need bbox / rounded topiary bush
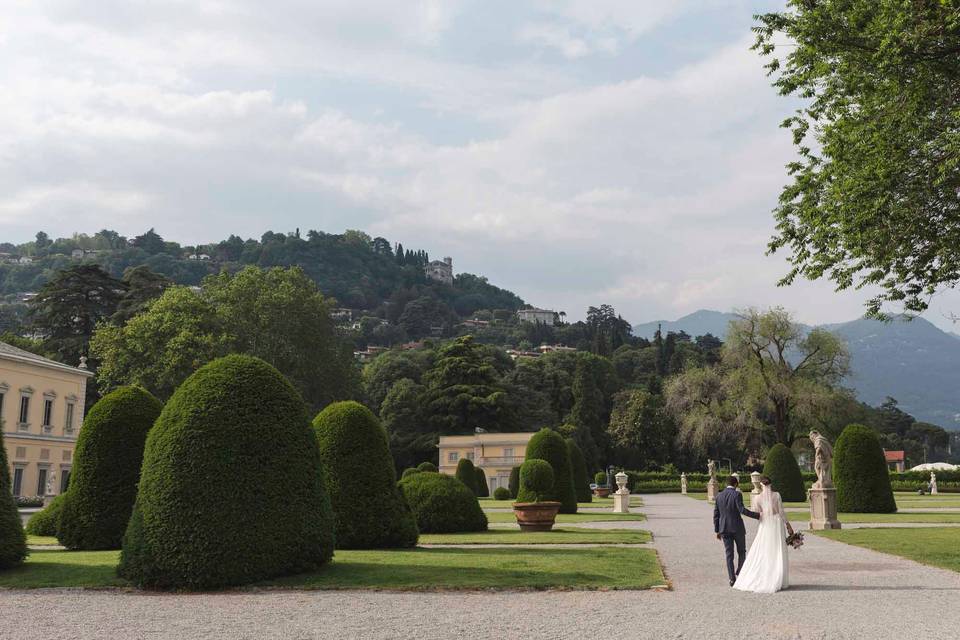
[493,486,510,500]
[25,493,67,537]
[58,386,162,550]
[401,468,420,479]
[455,458,479,495]
[519,459,554,503]
[398,472,488,533]
[118,355,335,590]
[762,444,806,503]
[595,471,608,486]
[313,401,418,549]
[508,466,520,498]
[417,462,438,473]
[474,467,489,497]
[834,424,897,513]
[0,426,27,569]
[517,428,577,513]
[566,438,591,503]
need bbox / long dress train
[732,486,789,593]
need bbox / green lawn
[27,535,60,546]
[686,492,960,511]
[788,512,960,524]
[0,547,665,591]
[420,528,651,545]
[480,498,643,509]
[814,528,960,574]
[485,511,646,524]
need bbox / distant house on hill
[517,308,557,325]
[538,344,576,354]
[425,257,453,285]
[884,450,906,472]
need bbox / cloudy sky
[2,0,957,329]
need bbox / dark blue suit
[713,486,759,585]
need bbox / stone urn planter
[594,487,611,498]
[512,501,562,532]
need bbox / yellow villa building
[1,341,93,498]
[438,432,534,494]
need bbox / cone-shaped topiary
[58,386,162,550]
[455,458,479,495]
[398,472,488,533]
[25,493,67,537]
[118,355,335,590]
[312,401,418,549]
[416,461,438,473]
[508,466,520,498]
[566,438,592,503]
[516,428,577,513]
[0,424,27,569]
[519,459,555,503]
[762,444,806,503]
[834,424,897,513]
[474,467,489,497]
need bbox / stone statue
[707,459,716,481]
[706,460,718,503]
[931,472,938,495]
[46,470,57,496]
[809,431,833,489]
[680,472,688,495]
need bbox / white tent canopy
[908,462,958,472]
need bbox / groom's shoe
[729,580,735,587]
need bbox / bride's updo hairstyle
[760,476,772,486]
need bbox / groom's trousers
[721,532,746,584]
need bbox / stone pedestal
[749,471,761,510]
[613,491,630,513]
[43,493,56,507]
[706,479,718,503]
[809,487,841,530]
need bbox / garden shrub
[58,386,162,550]
[0,425,27,569]
[455,458,479,495]
[834,424,897,513]
[416,462,438,473]
[25,493,67,537]
[519,459,554,502]
[398,472,488,533]
[508,466,520,498]
[762,444,806,503]
[474,467,489,497]
[401,468,420,479]
[516,428,577,513]
[313,401,418,549]
[566,438,591,503]
[493,486,510,500]
[118,355,335,590]
[595,471,608,486]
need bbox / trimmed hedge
[516,428,577,513]
[313,401,418,549]
[519,459,554,502]
[417,462,438,473]
[0,424,28,569]
[762,444,806,503]
[118,355,335,590]
[508,466,520,498]
[594,471,608,486]
[25,493,67,537]
[401,468,420,479]
[493,486,510,500]
[58,386,162,550]
[566,439,591,503]
[398,472,488,533]
[835,424,897,513]
[455,458,479,496]
[474,467,489,497]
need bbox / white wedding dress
[733,486,789,593]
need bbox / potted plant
[512,459,561,532]
[594,471,611,498]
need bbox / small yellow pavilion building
[438,431,535,494]
[1,341,93,498]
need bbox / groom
[713,475,759,586]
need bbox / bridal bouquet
[786,531,805,549]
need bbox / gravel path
[3,494,960,639]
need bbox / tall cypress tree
[0,422,28,569]
[568,360,602,468]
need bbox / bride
[733,476,793,593]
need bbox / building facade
[438,432,535,493]
[425,257,454,285]
[517,308,557,325]
[0,342,93,498]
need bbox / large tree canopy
[754,1,960,316]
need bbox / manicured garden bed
[788,512,960,524]
[420,528,651,545]
[0,547,665,591]
[813,527,960,573]
[484,511,646,524]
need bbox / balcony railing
[477,456,525,466]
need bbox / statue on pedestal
[680,472,688,495]
[612,471,631,513]
[931,472,938,495]
[809,430,833,489]
[706,459,718,503]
